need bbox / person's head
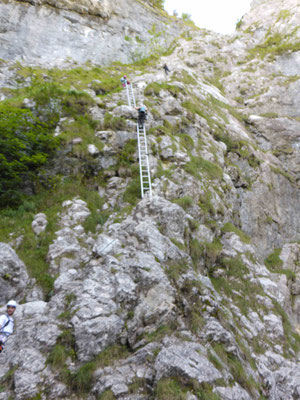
[124,75,127,79]
[6,300,16,316]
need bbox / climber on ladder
[136,104,147,129]
[120,75,130,87]
[0,300,16,353]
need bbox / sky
[164,0,252,35]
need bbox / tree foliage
[0,104,60,207]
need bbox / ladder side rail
[142,125,152,197]
[137,125,145,198]
[130,84,136,108]
[125,82,131,107]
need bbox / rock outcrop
[0,0,300,399]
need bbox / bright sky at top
[164,0,252,35]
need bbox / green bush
[0,104,60,207]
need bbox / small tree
[0,104,60,207]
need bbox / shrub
[0,104,60,207]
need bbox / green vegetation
[248,30,300,60]
[270,166,295,183]
[210,255,267,316]
[212,344,258,395]
[103,112,127,130]
[99,390,116,400]
[198,190,215,215]
[264,248,283,270]
[165,260,189,281]
[144,82,184,98]
[213,134,260,169]
[0,103,60,207]
[0,179,110,296]
[271,299,300,355]
[156,377,187,400]
[184,156,223,181]
[173,195,193,210]
[264,248,296,280]
[260,112,278,118]
[276,9,291,21]
[190,239,203,266]
[95,344,130,368]
[221,222,251,244]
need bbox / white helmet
[7,300,17,308]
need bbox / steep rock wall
[0,0,183,66]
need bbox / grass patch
[103,112,127,130]
[99,390,116,400]
[271,299,300,355]
[184,156,223,181]
[212,344,257,395]
[156,377,187,400]
[190,239,203,266]
[173,196,193,210]
[96,344,130,368]
[270,166,295,183]
[165,260,189,281]
[264,248,283,271]
[221,222,251,244]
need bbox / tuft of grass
[264,248,283,271]
[155,378,187,400]
[47,344,69,369]
[184,156,223,181]
[99,390,116,400]
[190,239,203,266]
[165,260,189,281]
[271,299,300,355]
[67,362,96,394]
[221,222,251,244]
[96,344,130,369]
[173,196,193,210]
[103,112,127,130]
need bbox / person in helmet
[0,300,16,353]
[136,104,148,128]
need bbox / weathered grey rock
[113,105,136,118]
[93,234,122,257]
[0,0,184,67]
[88,144,100,155]
[155,342,222,383]
[72,314,124,361]
[0,243,29,304]
[214,384,252,400]
[31,213,47,235]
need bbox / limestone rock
[155,341,222,383]
[0,243,29,304]
[31,213,47,235]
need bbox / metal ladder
[137,123,152,198]
[125,82,136,108]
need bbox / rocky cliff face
[0,0,300,399]
[0,0,184,66]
